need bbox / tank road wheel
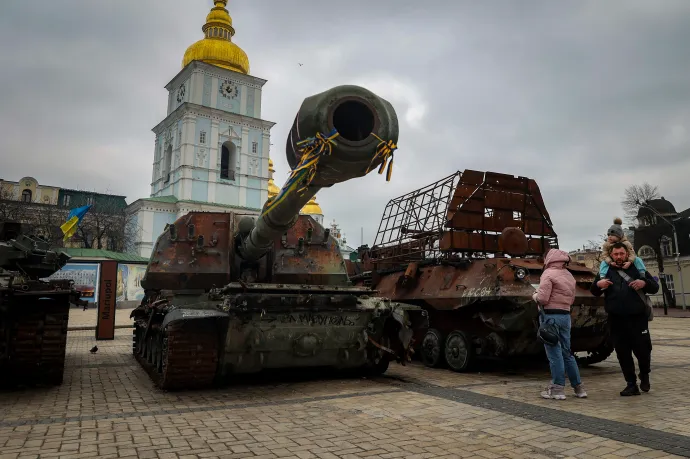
[421,329,445,368]
[444,330,474,372]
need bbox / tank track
[133,319,220,390]
[574,337,615,366]
[0,304,69,388]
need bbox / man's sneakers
[640,374,651,392]
[620,382,641,396]
[573,383,588,398]
[541,384,566,400]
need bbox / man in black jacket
[590,242,659,396]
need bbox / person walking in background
[590,242,659,396]
[533,249,587,400]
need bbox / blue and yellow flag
[60,205,92,241]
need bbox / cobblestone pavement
[67,306,135,329]
[1,317,689,458]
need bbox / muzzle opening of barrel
[331,100,376,142]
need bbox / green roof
[60,248,149,263]
[145,195,178,203]
[141,195,261,212]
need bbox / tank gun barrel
[239,85,399,261]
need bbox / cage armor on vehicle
[345,170,613,372]
[0,222,86,388]
[131,85,428,390]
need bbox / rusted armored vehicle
[0,222,84,387]
[346,170,612,372]
[130,85,428,390]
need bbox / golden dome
[182,0,250,74]
[301,195,323,215]
[267,158,280,199]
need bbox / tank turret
[132,85,427,390]
[0,234,71,279]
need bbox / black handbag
[537,306,560,346]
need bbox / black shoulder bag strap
[615,269,654,321]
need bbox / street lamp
[638,201,687,310]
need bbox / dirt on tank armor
[131,85,428,390]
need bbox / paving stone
[2,317,690,458]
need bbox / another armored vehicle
[0,222,83,387]
[131,85,428,390]
[346,170,612,372]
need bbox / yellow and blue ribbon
[365,132,397,182]
[262,129,397,217]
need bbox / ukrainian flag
[60,205,92,241]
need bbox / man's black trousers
[609,313,652,383]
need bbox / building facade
[0,176,60,205]
[568,247,602,272]
[0,176,128,250]
[633,197,690,308]
[127,0,326,258]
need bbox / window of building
[660,237,673,257]
[63,194,71,206]
[639,246,655,258]
[200,131,206,144]
[220,141,236,180]
[484,208,494,218]
[164,145,173,182]
[661,273,676,296]
[86,195,94,206]
[577,255,585,261]
[252,141,258,154]
[21,189,32,202]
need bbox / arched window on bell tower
[21,189,32,202]
[164,145,172,183]
[220,141,237,180]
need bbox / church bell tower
[149,0,275,209]
[127,0,276,258]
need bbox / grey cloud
[1,1,688,252]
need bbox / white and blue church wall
[149,62,273,210]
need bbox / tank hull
[132,284,426,390]
[350,258,612,371]
[0,279,73,387]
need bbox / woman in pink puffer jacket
[532,249,587,400]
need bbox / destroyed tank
[346,170,613,372]
[0,222,84,387]
[130,85,428,390]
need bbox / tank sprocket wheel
[363,335,391,376]
[444,330,474,372]
[420,328,445,368]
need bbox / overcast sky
[1,1,689,252]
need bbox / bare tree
[621,183,660,225]
[1,185,135,252]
